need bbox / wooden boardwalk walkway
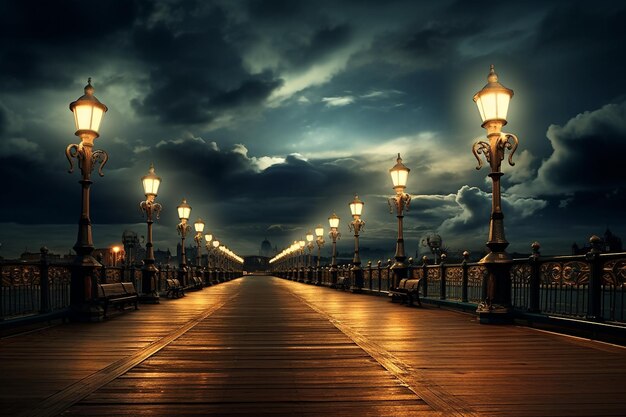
[1,276,625,416]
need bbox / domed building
[260,238,273,257]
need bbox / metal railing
[272,247,626,325]
[0,249,243,321]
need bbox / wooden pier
[1,276,625,416]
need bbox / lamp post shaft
[75,176,95,260]
[330,231,338,286]
[352,223,362,267]
[67,135,108,322]
[178,228,188,286]
[472,126,519,322]
[316,244,322,268]
[390,194,409,288]
[316,240,324,285]
[351,220,363,291]
[195,239,202,268]
[307,247,312,269]
[140,197,160,303]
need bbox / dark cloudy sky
[1,0,625,260]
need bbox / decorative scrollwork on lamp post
[471,64,519,323]
[66,78,108,321]
[349,194,365,291]
[139,163,162,303]
[388,154,411,289]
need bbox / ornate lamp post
[221,246,228,279]
[193,218,205,268]
[66,78,108,321]
[298,240,306,281]
[288,242,296,280]
[139,163,162,303]
[212,239,221,281]
[203,233,213,284]
[176,199,192,286]
[388,154,411,289]
[315,225,325,285]
[204,232,213,263]
[305,230,314,283]
[328,213,341,287]
[349,194,365,291]
[472,65,518,322]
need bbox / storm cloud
[1,0,625,258]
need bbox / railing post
[440,253,447,300]
[586,235,603,321]
[529,242,541,313]
[367,261,372,290]
[422,256,429,298]
[39,247,50,314]
[156,265,162,293]
[386,259,392,291]
[462,251,469,303]
[99,254,106,284]
[377,260,382,292]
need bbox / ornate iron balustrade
[273,244,626,325]
[0,251,247,321]
[0,249,71,319]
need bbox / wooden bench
[389,278,422,306]
[98,282,139,317]
[166,278,185,298]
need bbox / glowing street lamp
[66,78,108,320]
[176,198,192,285]
[139,163,162,303]
[328,213,341,286]
[471,65,518,322]
[194,218,205,268]
[349,194,365,291]
[111,245,121,267]
[388,154,411,288]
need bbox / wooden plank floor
[60,277,436,417]
[1,276,625,416]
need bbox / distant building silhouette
[572,228,623,255]
[260,237,274,257]
[155,248,172,266]
[122,230,145,266]
[19,250,61,262]
[176,243,197,265]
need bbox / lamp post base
[350,267,363,293]
[69,303,104,322]
[390,261,408,290]
[476,303,513,324]
[329,267,338,287]
[139,293,160,304]
[477,256,513,324]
